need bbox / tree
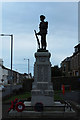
[51,65,62,77]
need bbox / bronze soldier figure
[35,15,48,50]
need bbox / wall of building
[61,57,71,77]
[61,44,80,77]
[2,68,8,84]
[0,66,2,83]
[0,59,3,83]
[70,52,80,76]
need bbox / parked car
[0,85,5,91]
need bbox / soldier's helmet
[40,15,45,20]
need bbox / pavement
[60,90,80,104]
[60,90,80,120]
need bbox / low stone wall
[51,76,80,90]
[23,77,80,91]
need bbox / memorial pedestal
[31,51,54,106]
[9,51,76,118]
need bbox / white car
[0,85,5,91]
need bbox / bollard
[62,85,65,95]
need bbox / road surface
[60,91,80,104]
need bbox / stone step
[9,110,76,118]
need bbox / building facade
[61,44,80,77]
[0,59,3,83]
[0,58,32,85]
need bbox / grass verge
[3,92,31,103]
[3,90,64,103]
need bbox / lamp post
[24,58,30,78]
[0,34,13,83]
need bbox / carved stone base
[31,51,54,106]
[31,96,54,106]
[31,90,54,96]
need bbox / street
[60,90,80,104]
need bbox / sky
[0,2,78,75]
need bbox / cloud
[1,0,78,2]
[2,2,78,73]
[14,33,35,51]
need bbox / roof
[74,43,80,48]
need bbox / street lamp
[24,58,30,78]
[0,34,13,83]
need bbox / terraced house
[61,43,80,77]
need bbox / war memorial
[9,15,76,119]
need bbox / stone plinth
[31,51,54,106]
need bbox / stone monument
[31,15,54,106]
[9,15,76,119]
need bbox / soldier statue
[34,15,48,50]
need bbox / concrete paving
[1,102,79,120]
[9,110,76,118]
[8,101,76,119]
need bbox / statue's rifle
[34,30,40,49]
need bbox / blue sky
[1,2,78,75]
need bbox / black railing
[64,101,72,111]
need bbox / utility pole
[0,34,13,83]
[24,58,30,78]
